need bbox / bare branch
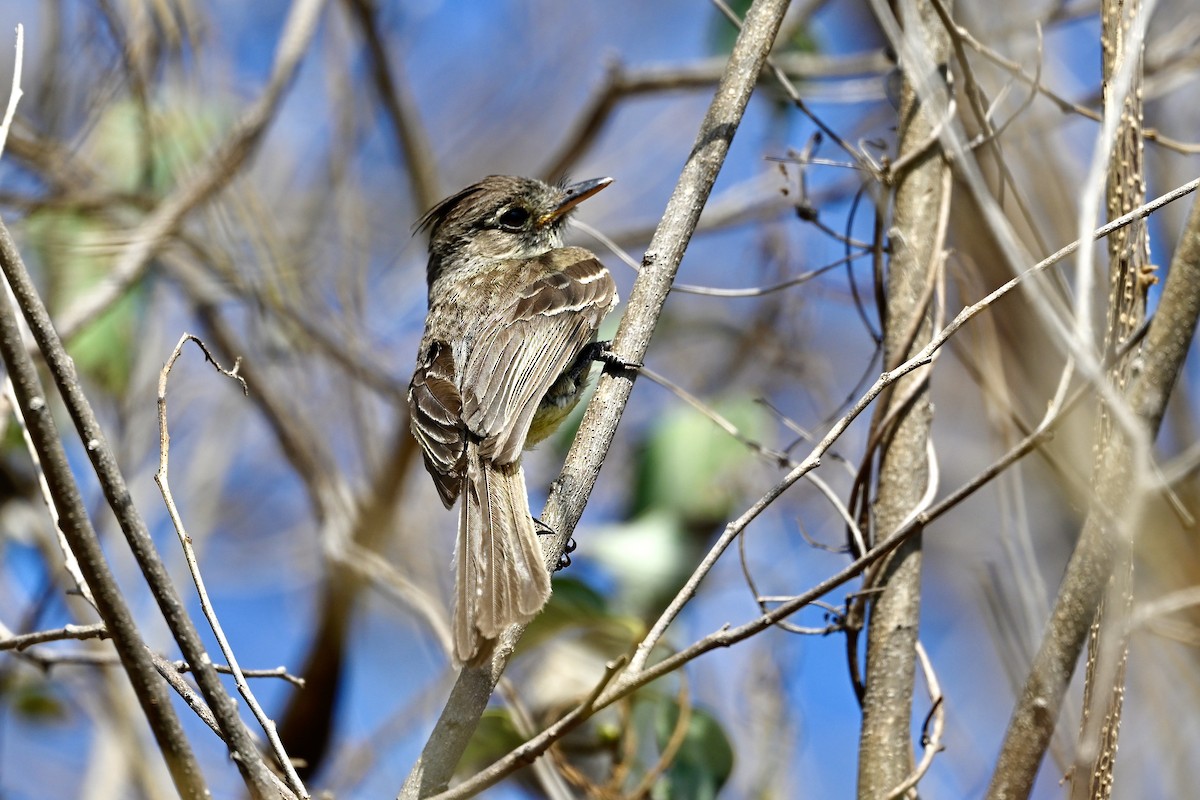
[0,217,285,799]
[987,168,1200,800]
[0,220,211,798]
[0,23,24,160]
[53,0,328,340]
[0,621,108,651]
[156,333,308,800]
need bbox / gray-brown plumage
[408,175,617,663]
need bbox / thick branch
[857,0,950,795]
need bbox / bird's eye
[497,206,531,231]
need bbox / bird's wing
[461,248,616,465]
[408,340,466,507]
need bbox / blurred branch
[986,168,1200,800]
[0,621,107,650]
[162,248,341,503]
[0,23,23,159]
[400,0,796,796]
[95,0,154,187]
[539,47,888,181]
[168,238,409,401]
[341,0,441,211]
[156,333,309,800]
[0,218,285,799]
[53,0,329,340]
[948,10,1200,155]
[710,0,862,162]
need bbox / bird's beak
[541,177,612,225]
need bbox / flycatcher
[409,175,618,663]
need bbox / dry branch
[0,217,287,799]
[857,0,951,794]
[0,220,210,797]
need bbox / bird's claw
[588,340,641,372]
[534,518,576,571]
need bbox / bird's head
[418,175,611,286]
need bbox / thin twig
[952,15,1200,154]
[883,641,946,799]
[0,218,286,799]
[628,172,1200,674]
[12,646,308,688]
[423,356,1103,800]
[0,24,23,160]
[157,333,308,799]
[0,228,210,797]
[0,622,108,651]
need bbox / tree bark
[856,1,951,797]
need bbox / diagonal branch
[0,217,288,799]
[0,220,211,797]
[398,0,794,796]
[986,176,1200,800]
[54,0,329,340]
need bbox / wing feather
[461,249,616,465]
[408,341,466,507]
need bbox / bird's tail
[454,443,552,664]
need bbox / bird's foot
[586,340,641,373]
[534,518,577,571]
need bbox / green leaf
[650,699,735,800]
[457,708,524,777]
[588,511,694,615]
[23,209,145,395]
[632,397,768,524]
[521,576,642,654]
[2,674,68,722]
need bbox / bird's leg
[582,340,641,373]
[533,517,576,571]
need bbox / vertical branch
[857,0,951,796]
[398,0,794,796]
[1072,0,1150,796]
[986,171,1200,800]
